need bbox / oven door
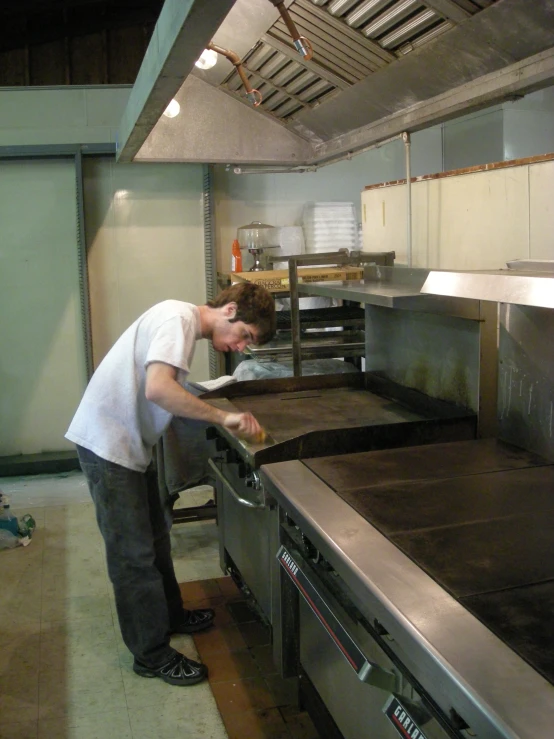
[210,458,277,621]
[278,544,458,739]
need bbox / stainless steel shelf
[296,279,431,307]
[295,268,485,320]
[246,345,365,362]
[247,331,365,361]
[422,270,554,310]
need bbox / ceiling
[0,0,164,52]
[0,0,164,85]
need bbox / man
[65,283,276,687]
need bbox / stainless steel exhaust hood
[116,0,554,165]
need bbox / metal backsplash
[498,304,554,462]
[360,266,499,436]
[365,304,481,412]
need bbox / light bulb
[163,99,180,118]
[195,48,218,70]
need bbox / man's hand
[223,412,266,444]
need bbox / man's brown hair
[207,282,276,345]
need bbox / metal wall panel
[498,304,554,462]
[0,157,86,455]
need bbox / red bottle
[231,239,243,272]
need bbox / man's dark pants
[76,445,185,668]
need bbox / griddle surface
[461,581,554,684]
[391,504,554,597]
[323,466,554,537]
[231,387,422,443]
[303,439,546,492]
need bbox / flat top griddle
[205,373,476,467]
[229,386,422,442]
[303,439,554,685]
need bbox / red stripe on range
[393,712,417,738]
[281,559,359,671]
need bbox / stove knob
[215,437,228,452]
[237,462,247,478]
[205,427,219,440]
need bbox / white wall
[361,159,554,269]
[529,159,554,259]
[0,86,130,146]
[213,127,442,270]
[83,158,209,381]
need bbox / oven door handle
[278,545,397,692]
[208,459,266,509]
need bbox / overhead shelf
[293,266,481,318]
[421,271,554,310]
[296,278,429,307]
[295,267,554,313]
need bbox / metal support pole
[403,132,412,268]
[289,257,302,377]
[75,148,94,380]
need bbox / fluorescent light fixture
[163,99,180,118]
[195,48,218,70]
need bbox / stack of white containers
[270,226,305,271]
[302,202,358,255]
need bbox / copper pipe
[207,42,262,106]
[269,0,298,39]
[208,41,241,67]
[267,0,313,60]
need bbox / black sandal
[133,652,207,686]
[171,608,215,634]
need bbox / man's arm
[145,362,262,440]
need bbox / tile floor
[0,472,319,739]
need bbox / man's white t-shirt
[66,300,201,472]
